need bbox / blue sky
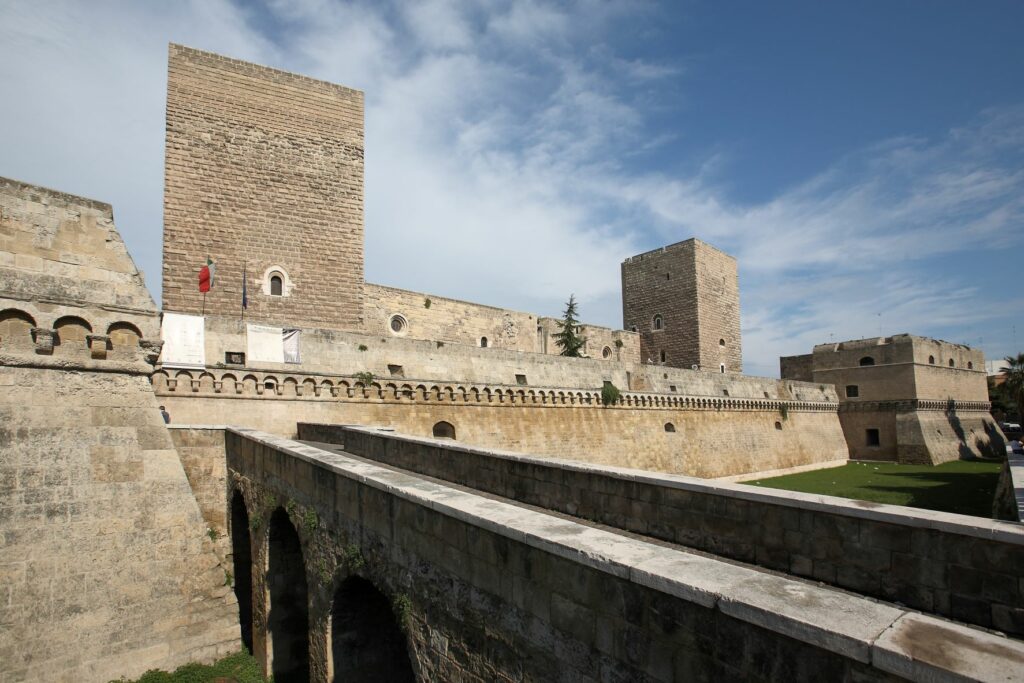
[1,1,1022,377]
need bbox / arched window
[480,337,488,348]
[664,423,676,433]
[262,266,290,297]
[928,355,935,364]
[660,350,666,363]
[967,361,973,370]
[948,358,955,367]
[0,309,36,345]
[630,325,637,333]
[432,421,455,439]
[602,346,612,359]
[774,421,783,430]
[859,356,875,367]
[652,315,663,331]
[719,338,726,347]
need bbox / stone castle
[1,44,1019,683]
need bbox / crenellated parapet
[153,365,839,413]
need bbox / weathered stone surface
[873,612,1024,682]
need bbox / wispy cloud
[0,0,1020,377]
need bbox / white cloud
[0,0,1020,378]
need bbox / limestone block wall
[0,364,239,682]
[0,177,159,341]
[364,283,538,352]
[169,426,233,560]
[316,424,1024,638]
[621,238,742,372]
[162,44,365,330]
[154,367,846,478]
[193,314,826,400]
[231,429,1024,683]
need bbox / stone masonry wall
[0,177,159,340]
[155,369,847,479]
[193,314,818,399]
[229,430,900,682]
[0,365,239,682]
[364,283,538,353]
[231,429,1024,682]
[162,44,365,330]
[621,239,741,372]
[314,424,1024,639]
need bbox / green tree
[1003,353,1024,422]
[553,294,587,357]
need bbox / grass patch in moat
[743,459,1003,519]
[110,651,267,683]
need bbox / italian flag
[198,257,215,293]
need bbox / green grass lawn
[110,651,267,683]
[743,459,1003,519]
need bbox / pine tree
[553,294,587,357]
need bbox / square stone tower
[162,44,365,330]
[621,238,742,372]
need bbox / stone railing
[840,399,991,412]
[303,423,1024,639]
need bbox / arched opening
[859,356,875,367]
[602,346,611,359]
[54,316,92,344]
[432,421,455,439]
[664,423,675,433]
[630,325,637,333]
[107,321,142,347]
[660,350,666,363]
[967,361,973,369]
[928,355,935,364]
[948,358,955,367]
[719,338,726,347]
[0,309,36,345]
[479,336,488,348]
[230,491,254,654]
[331,576,414,682]
[270,274,283,296]
[268,508,309,683]
[775,421,783,430]
[652,315,663,331]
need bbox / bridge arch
[267,507,309,682]
[230,490,254,654]
[330,576,415,682]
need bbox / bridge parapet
[229,427,1024,682]
[301,422,1024,640]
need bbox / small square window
[225,351,245,365]
[387,364,405,378]
[846,385,859,398]
[669,385,677,392]
[515,374,528,386]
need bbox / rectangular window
[387,364,405,378]
[515,374,528,386]
[846,385,859,398]
[866,428,880,447]
[669,385,677,392]
[225,351,245,365]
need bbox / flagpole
[202,292,206,316]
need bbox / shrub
[354,371,374,385]
[601,382,621,406]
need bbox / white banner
[282,329,301,364]
[247,324,284,364]
[160,312,206,369]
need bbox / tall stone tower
[621,238,742,373]
[162,44,365,330]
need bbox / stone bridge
[213,425,1024,682]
